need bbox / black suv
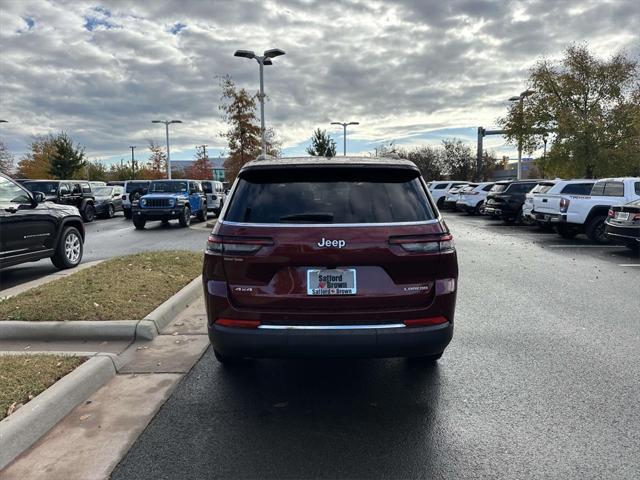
[22,180,96,222]
[0,173,85,269]
[484,180,540,223]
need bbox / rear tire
[82,204,95,223]
[408,352,443,364]
[585,215,610,244]
[196,207,206,222]
[213,349,245,366]
[178,206,191,227]
[106,204,115,218]
[471,201,484,215]
[556,224,578,239]
[133,216,146,230]
[51,226,83,269]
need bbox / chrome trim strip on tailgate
[258,323,405,330]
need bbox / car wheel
[408,352,443,364]
[133,216,146,230]
[471,201,484,215]
[178,206,191,227]
[556,224,579,239]
[82,204,95,222]
[196,207,207,222]
[586,215,610,244]
[51,226,83,269]
[436,197,444,209]
[124,210,132,219]
[107,204,115,218]
[213,349,246,366]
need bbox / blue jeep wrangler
[132,179,207,229]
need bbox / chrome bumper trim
[258,323,406,330]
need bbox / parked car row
[429,177,640,250]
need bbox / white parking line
[547,245,626,248]
[618,264,640,267]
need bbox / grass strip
[0,354,84,420]
[0,250,202,321]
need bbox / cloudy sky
[1,0,638,166]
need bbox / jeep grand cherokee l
[203,157,458,364]
[0,173,85,270]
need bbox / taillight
[215,318,260,329]
[403,316,448,327]
[389,234,455,253]
[607,209,615,218]
[633,213,640,221]
[559,198,570,213]
[206,234,273,255]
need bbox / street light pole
[330,121,359,156]
[234,48,285,159]
[152,120,182,179]
[129,146,136,179]
[508,89,535,180]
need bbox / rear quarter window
[225,167,435,224]
[433,183,448,190]
[561,183,594,195]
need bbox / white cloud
[0,0,638,164]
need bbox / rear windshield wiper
[279,213,334,223]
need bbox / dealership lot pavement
[111,212,640,480]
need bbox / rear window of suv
[225,167,435,224]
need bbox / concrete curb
[0,354,117,470]
[0,275,203,342]
[143,275,203,336]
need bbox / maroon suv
[203,157,458,363]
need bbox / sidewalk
[0,297,209,480]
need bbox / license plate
[616,212,630,221]
[307,269,357,295]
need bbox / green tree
[306,129,337,157]
[0,140,14,175]
[396,145,444,181]
[499,44,640,178]
[75,160,108,181]
[48,132,86,179]
[108,162,134,181]
[441,138,475,180]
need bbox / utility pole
[129,146,136,179]
[197,144,208,159]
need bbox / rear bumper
[209,321,453,358]
[605,223,640,243]
[534,212,565,224]
[204,277,456,358]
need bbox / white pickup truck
[533,177,640,243]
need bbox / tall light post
[151,120,182,179]
[330,121,359,156]
[234,48,285,159]
[129,146,136,179]
[508,89,535,179]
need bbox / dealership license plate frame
[307,268,357,296]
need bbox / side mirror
[33,191,46,203]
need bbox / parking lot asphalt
[0,213,211,291]
[111,212,640,480]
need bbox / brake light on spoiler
[206,234,274,255]
[389,234,455,253]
